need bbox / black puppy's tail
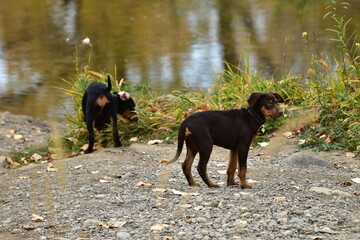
[107,76,112,92]
[166,123,186,165]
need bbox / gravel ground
[0,112,360,240]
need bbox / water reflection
[0,0,359,119]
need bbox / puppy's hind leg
[84,95,99,153]
[182,139,200,187]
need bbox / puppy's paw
[207,183,220,188]
[240,182,253,189]
[227,180,239,186]
[189,182,201,187]
[84,149,93,154]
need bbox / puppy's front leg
[227,150,239,185]
[237,147,252,189]
[111,114,122,147]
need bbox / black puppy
[167,92,284,188]
[82,76,138,153]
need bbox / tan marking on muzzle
[261,106,272,119]
[261,105,283,119]
[96,94,109,108]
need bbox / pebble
[282,152,334,168]
[11,229,22,234]
[82,219,104,228]
[116,231,131,239]
[235,219,248,228]
[274,211,288,218]
[317,226,337,234]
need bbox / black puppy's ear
[107,76,112,92]
[272,92,284,103]
[247,92,263,107]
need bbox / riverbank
[0,112,51,156]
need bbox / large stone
[282,152,334,168]
[309,187,332,195]
[116,231,131,239]
[309,187,352,197]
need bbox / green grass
[61,0,359,155]
[11,143,53,165]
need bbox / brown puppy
[167,92,284,188]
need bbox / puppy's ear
[247,92,263,107]
[118,91,131,101]
[272,92,284,103]
[107,76,112,92]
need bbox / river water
[0,0,359,119]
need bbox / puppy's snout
[278,109,284,116]
[121,110,138,122]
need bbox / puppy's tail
[166,123,186,165]
[106,75,112,92]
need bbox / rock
[147,140,164,145]
[234,219,248,228]
[82,219,103,228]
[282,230,293,236]
[274,211,288,218]
[116,231,131,239]
[309,187,352,197]
[277,217,288,224]
[316,226,337,234]
[179,204,192,209]
[309,187,332,195]
[282,152,334,168]
[11,228,22,234]
[95,194,107,199]
[330,190,352,197]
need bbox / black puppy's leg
[237,146,252,189]
[182,139,200,186]
[110,114,122,147]
[196,140,219,188]
[85,120,95,153]
[84,96,98,154]
[227,150,239,185]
